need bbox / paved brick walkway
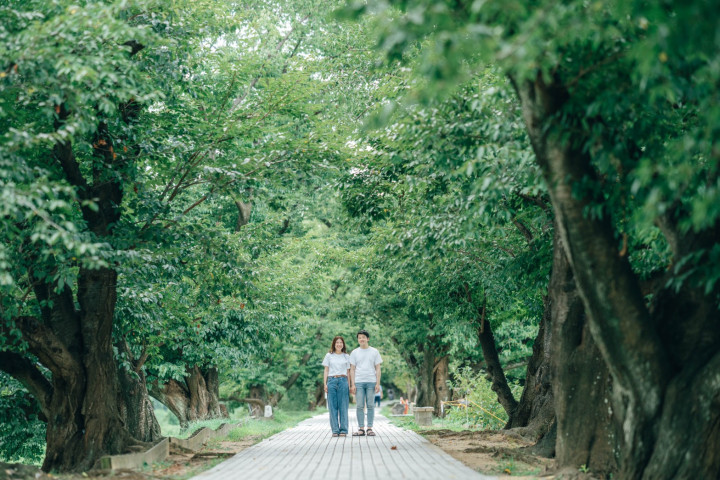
[192,412,496,480]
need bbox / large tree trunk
[510,227,621,473]
[11,270,144,472]
[548,231,621,474]
[117,342,161,442]
[246,384,268,416]
[391,329,447,413]
[149,366,227,428]
[640,274,720,478]
[514,75,720,478]
[73,268,139,469]
[40,329,89,472]
[433,354,450,413]
[506,289,554,442]
[0,42,160,472]
[505,206,555,441]
[473,296,518,426]
[118,366,161,442]
[416,342,449,413]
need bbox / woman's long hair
[329,335,347,354]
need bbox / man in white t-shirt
[349,329,382,436]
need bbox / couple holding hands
[322,329,382,437]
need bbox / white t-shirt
[322,352,350,377]
[350,346,383,383]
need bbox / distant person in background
[374,384,383,407]
[387,388,394,401]
[350,329,383,437]
[323,336,351,437]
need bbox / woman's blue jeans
[327,376,349,434]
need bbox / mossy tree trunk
[514,74,720,478]
[149,366,227,428]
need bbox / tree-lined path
[193,414,495,480]
[2,0,720,478]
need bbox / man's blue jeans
[355,382,376,428]
[327,376,349,434]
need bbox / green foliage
[336,72,552,387]
[0,0,153,326]
[346,0,720,301]
[101,0,412,409]
[0,0,156,141]
[444,366,522,430]
[0,374,45,465]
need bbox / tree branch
[134,345,149,373]
[512,218,534,245]
[455,249,492,265]
[53,106,90,198]
[471,357,531,373]
[222,394,266,409]
[30,270,81,350]
[492,242,516,258]
[514,191,551,214]
[15,316,82,380]
[566,51,625,90]
[471,292,518,420]
[0,351,53,419]
[391,335,419,369]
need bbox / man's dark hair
[357,329,370,339]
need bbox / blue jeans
[355,382,376,428]
[327,376,349,434]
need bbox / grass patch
[495,455,542,476]
[152,399,251,439]
[382,406,419,430]
[153,397,315,443]
[382,406,483,433]
[227,410,316,442]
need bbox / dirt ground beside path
[150,437,259,478]
[417,428,602,480]
[418,428,554,478]
[1,438,258,480]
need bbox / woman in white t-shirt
[322,336,351,437]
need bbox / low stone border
[170,422,239,451]
[99,437,169,470]
[99,422,243,471]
